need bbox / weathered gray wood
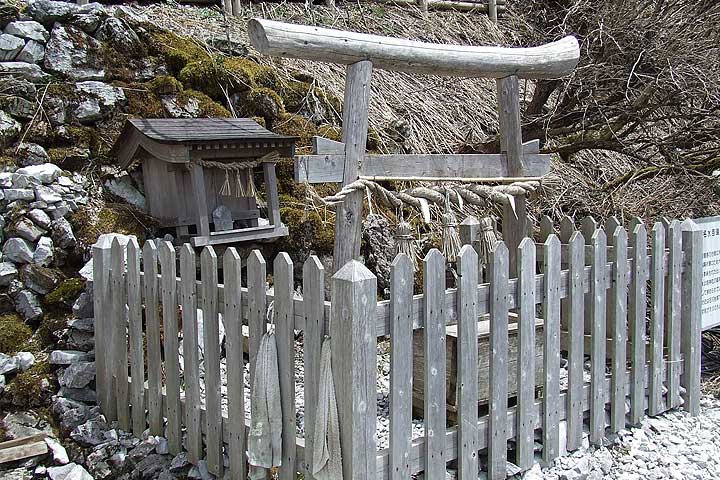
[303,256,325,477]
[516,238,536,471]
[629,222,648,425]
[295,145,551,183]
[488,241,509,480]
[559,216,575,333]
[143,241,163,435]
[179,245,202,463]
[274,253,296,480]
[566,232,585,451]
[649,223,666,416]
[331,260,378,480]
[456,246,479,480]
[489,0,498,22]
[111,238,130,431]
[159,242,181,454]
[224,248,245,480]
[423,250,447,479]
[390,254,414,480]
[417,0,428,13]
[201,247,223,476]
[126,238,145,437]
[312,135,345,155]
[581,216,598,335]
[538,215,554,243]
[263,162,282,227]
[589,229,607,445]
[333,60,372,274]
[542,235,561,463]
[604,216,621,340]
[92,239,113,420]
[247,250,267,390]
[190,162,210,237]
[0,438,48,464]
[666,220,682,409]
[498,75,526,275]
[681,220,702,416]
[459,216,480,246]
[609,225,628,433]
[248,19,580,79]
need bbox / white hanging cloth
[247,328,283,479]
[311,337,343,480]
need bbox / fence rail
[92,215,702,480]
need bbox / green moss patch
[4,361,55,407]
[70,203,156,248]
[0,314,32,354]
[46,278,85,308]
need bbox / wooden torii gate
[249,18,579,480]
[250,19,579,274]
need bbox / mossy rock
[317,125,342,142]
[0,313,32,354]
[273,113,318,151]
[125,87,166,119]
[148,31,210,74]
[148,75,183,96]
[33,313,71,351]
[70,203,156,248]
[278,200,335,254]
[280,81,341,123]
[4,361,55,407]
[247,87,285,124]
[176,90,231,117]
[178,55,252,101]
[46,278,85,308]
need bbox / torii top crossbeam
[249,18,580,277]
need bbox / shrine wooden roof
[114,118,296,168]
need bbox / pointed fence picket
[91,215,704,480]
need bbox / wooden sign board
[693,216,720,330]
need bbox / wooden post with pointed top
[681,219,702,416]
[330,260,378,480]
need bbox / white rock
[0,261,18,286]
[28,208,52,229]
[3,188,35,201]
[59,361,95,388]
[13,217,46,242]
[0,110,21,143]
[0,374,4,394]
[34,236,54,266]
[104,175,146,211]
[28,0,79,26]
[5,21,50,43]
[0,61,49,83]
[44,23,104,81]
[3,237,35,264]
[14,351,35,371]
[45,437,69,465]
[47,463,93,480]
[0,34,25,61]
[17,163,62,184]
[35,184,63,203]
[15,40,45,64]
[51,217,76,249]
[73,98,101,124]
[16,289,43,321]
[50,350,90,365]
[0,352,19,375]
[76,80,126,107]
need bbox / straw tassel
[235,168,247,197]
[219,169,232,196]
[477,216,498,267]
[394,210,418,270]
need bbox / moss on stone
[247,87,285,123]
[148,75,183,96]
[71,203,155,248]
[278,198,335,254]
[4,361,55,407]
[317,125,343,142]
[148,31,210,74]
[126,87,165,119]
[176,90,232,117]
[45,278,85,307]
[273,113,318,150]
[0,313,32,354]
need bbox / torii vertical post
[333,61,373,273]
[497,75,527,274]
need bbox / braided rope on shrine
[198,151,280,198]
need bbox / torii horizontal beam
[296,137,551,183]
[248,18,579,79]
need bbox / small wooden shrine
[114,118,295,247]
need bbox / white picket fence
[92,215,702,480]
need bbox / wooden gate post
[92,236,113,421]
[681,219,702,416]
[497,75,527,275]
[333,61,373,274]
[330,260,378,479]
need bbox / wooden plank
[330,260,378,480]
[248,19,580,79]
[303,256,325,477]
[489,0,498,21]
[604,216,621,342]
[274,253,297,480]
[190,162,210,237]
[312,135,345,155]
[589,229,607,445]
[127,238,145,437]
[111,238,130,431]
[180,245,202,463]
[191,225,288,247]
[581,216,598,335]
[629,222,648,425]
[456,247,479,480]
[649,223,666,415]
[159,242,182,454]
[488,242,509,480]
[566,232,584,451]
[263,162,282,227]
[666,220,682,409]
[201,247,223,476]
[681,220,702,416]
[542,235,561,463]
[224,248,246,480]
[143,241,163,435]
[558,216,575,333]
[92,239,113,420]
[609,225,628,433]
[295,146,551,183]
[516,238,536,471]
[538,215,554,243]
[333,60,373,274]
[0,440,47,464]
[422,250,447,479]
[247,250,267,389]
